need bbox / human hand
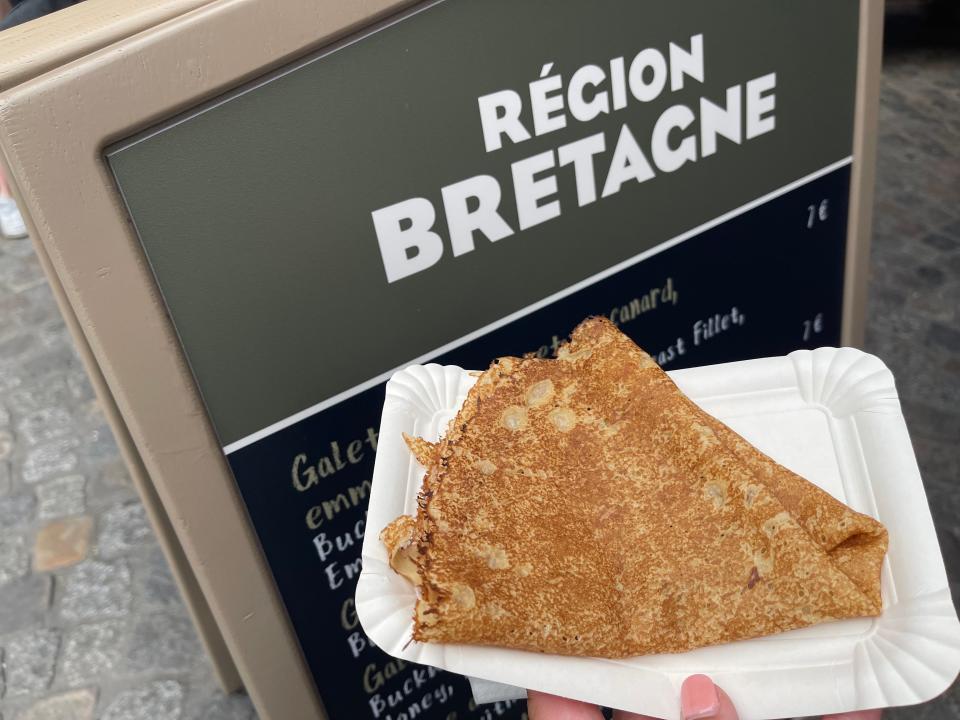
[527,674,883,720]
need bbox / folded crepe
[382,317,888,657]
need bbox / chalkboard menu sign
[106,0,862,716]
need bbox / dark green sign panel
[107,1,860,717]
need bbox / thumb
[680,675,738,720]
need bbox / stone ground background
[870,35,960,720]
[0,15,958,720]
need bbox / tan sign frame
[0,0,241,688]
[0,1,883,718]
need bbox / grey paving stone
[11,351,80,393]
[2,629,60,699]
[65,371,94,404]
[21,438,80,485]
[0,403,9,427]
[0,492,36,531]
[183,693,255,720]
[927,321,960,353]
[125,612,202,675]
[35,320,67,351]
[83,486,136,524]
[15,689,97,720]
[867,332,960,411]
[916,265,946,286]
[35,476,86,521]
[134,548,184,615]
[1,238,38,259]
[96,502,152,559]
[0,430,13,461]
[913,437,960,493]
[0,290,51,333]
[78,399,104,426]
[5,379,72,418]
[0,462,11,497]
[88,459,134,500]
[79,424,120,466]
[59,620,125,688]
[100,681,184,720]
[179,665,254,720]
[0,575,52,636]
[0,257,45,294]
[900,400,960,444]
[922,232,959,251]
[0,534,30,586]
[59,560,132,623]
[0,332,40,367]
[947,254,960,276]
[0,368,24,395]
[16,408,73,448]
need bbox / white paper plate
[357,348,960,720]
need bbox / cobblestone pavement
[868,45,960,720]
[0,247,256,709]
[0,43,957,720]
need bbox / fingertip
[681,675,720,720]
[713,686,739,720]
[680,675,738,720]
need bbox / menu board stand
[0,2,883,718]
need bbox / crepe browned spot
[382,317,888,657]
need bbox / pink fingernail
[681,675,720,720]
